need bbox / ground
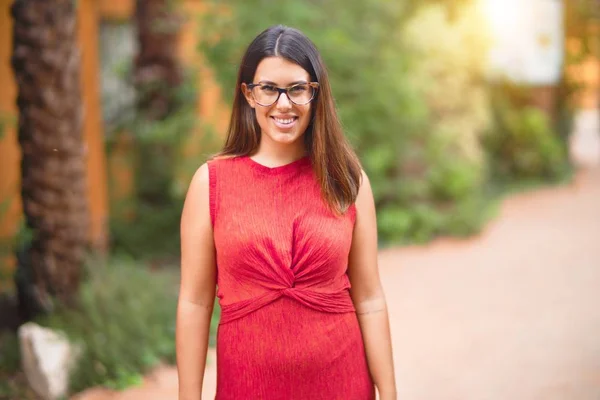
[74,110,600,400]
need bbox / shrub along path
[74,111,600,400]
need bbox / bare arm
[177,163,217,400]
[348,170,397,400]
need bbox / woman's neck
[252,141,307,167]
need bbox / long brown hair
[215,25,362,215]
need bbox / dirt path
[75,111,600,400]
[380,168,600,400]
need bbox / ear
[241,83,256,108]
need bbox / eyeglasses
[247,82,319,106]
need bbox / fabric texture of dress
[208,155,374,400]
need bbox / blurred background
[0,0,599,399]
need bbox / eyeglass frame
[246,81,320,106]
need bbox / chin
[268,131,303,144]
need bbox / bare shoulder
[187,163,210,196]
[182,163,211,222]
[352,168,376,229]
[356,169,374,205]
[359,169,370,187]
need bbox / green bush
[39,258,178,391]
[0,330,20,375]
[198,0,493,245]
[483,83,569,182]
[0,329,38,400]
[377,3,493,244]
[37,257,179,393]
[0,198,13,283]
[1,257,221,394]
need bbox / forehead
[253,57,310,85]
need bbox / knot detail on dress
[219,286,355,325]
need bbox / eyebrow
[258,80,308,86]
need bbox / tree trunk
[133,0,183,208]
[134,0,184,120]
[11,0,89,317]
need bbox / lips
[271,116,298,130]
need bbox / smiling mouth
[271,116,298,125]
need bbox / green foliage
[379,3,492,243]
[209,298,220,348]
[109,195,183,260]
[37,257,179,392]
[1,256,221,394]
[198,0,494,245]
[0,330,38,400]
[106,65,219,260]
[483,83,569,182]
[0,330,20,374]
[0,215,33,292]
[0,112,16,140]
[0,115,17,279]
[0,198,13,272]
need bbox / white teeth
[274,117,295,124]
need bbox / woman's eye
[261,85,277,93]
[289,85,307,93]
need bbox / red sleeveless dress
[207,155,374,399]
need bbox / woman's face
[242,57,313,149]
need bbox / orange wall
[0,0,109,263]
[99,1,134,20]
[0,0,21,277]
[79,0,110,250]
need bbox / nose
[276,91,292,109]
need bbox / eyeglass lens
[252,84,315,105]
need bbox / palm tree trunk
[134,0,183,120]
[11,0,89,316]
[133,0,184,209]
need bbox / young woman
[177,25,396,399]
